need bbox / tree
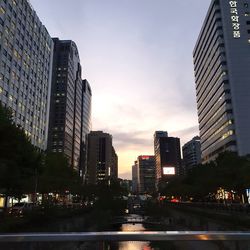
[160,152,250,201]
[0,102,41,210]
[37,153,82,203]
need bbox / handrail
[1,231,250,242]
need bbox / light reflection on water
[118,216,152,250]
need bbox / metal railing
[1,231,250,242]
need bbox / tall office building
[132,162,138,193]
[154,131,168,185]
[0,0,53,150]
[182,136,201,173]
[111,146,118,179]
[48,39,92,172]
[136,155,156,194]
[194,0,250,163]
[79,79,92,179]
[87,131,118,184]
[154,131,182,188]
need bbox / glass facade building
[48,39,92,172]
[132,162,138,193]
[182,136,201,173]
[194,0,250,163]
[0,0,53,150]
[79,79,92,179]
[111,146,118,179]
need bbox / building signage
[229,1,241,38]
[163,167,175,175]
[141,156,150,160]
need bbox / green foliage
[93,183,127,215]
[0,103,83,205]
[38,153,81,195]
[0,102,41,202]
[79,181,128,215]
[161,152,250,200]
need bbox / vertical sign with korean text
[229,1,241,38]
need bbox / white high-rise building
[194,0,250,163]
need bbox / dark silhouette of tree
[37,153,81,203]
[161,151,250,201]
[0,102,41,210]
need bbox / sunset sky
[31,0,211,179]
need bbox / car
[170,198,180,203]
[9,202,35,217]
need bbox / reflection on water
[121,223,145,231]
[117,215,152,250]
[118,241,151,250]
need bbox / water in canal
[117,217,151,250]
[108,214,168,250]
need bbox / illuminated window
[0,7,5,14]
[222,130,234,140]
[0,87,3,93]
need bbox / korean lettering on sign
[229,1,241,38]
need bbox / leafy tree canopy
[0,102,41,203]
[160,151,250,200]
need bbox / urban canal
[107,214,173,250]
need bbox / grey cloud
[170,125,199,144]
[112,131,152,150]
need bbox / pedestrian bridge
[111,216,165,226]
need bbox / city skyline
[30,0,211,179]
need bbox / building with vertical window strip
[194,0,250,163]
[136,155,156,194]
[87,131,118,184]
[132,161,138,193]
[48,38,92,172]
[79,79,92,180]
[0,0,53,150]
